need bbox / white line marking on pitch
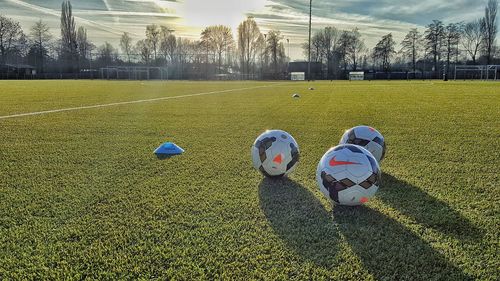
[0,83,283,120]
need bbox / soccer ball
[252,130,300,178]
[316,144,381,206]
[339,126,386,163]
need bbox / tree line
[305,0,498,79]
[0,1,288,79]
[0,0,498,79]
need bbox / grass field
[0,80,499,280]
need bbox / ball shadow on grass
[258,178,340,269]
[259,177,472,280]
[379,173,482,240]
[333,205,473,281]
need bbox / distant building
[0,64,36,79]
[288,61,322,80]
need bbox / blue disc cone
[154,142,184,159]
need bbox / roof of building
[1,64,36,69]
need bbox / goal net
[454,65,499,80]
[291,72,305,81]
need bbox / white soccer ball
[316,144,381,206]
[339,126,386,163]
[252,130,300,178]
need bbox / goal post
[290,72,305,81]
[99,66,169,80]
[454,65,499,80]
[349,71,365,81]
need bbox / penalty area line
[0,83,283,120]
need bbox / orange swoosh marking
[329,156,360,167]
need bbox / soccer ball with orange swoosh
[317,144,381,206]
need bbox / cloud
[0,0,493,59]
[248,0,421,57]
[5,0,138,36]
[247,0,489,58]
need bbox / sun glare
[178,0,267,30]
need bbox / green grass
[0,80,498,280]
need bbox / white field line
[0,83,282,120]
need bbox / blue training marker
[154,142,184,159]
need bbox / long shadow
[379,173,482,240]
[333,206,473,280]
[259,178,340,268]
[260,178,472,280]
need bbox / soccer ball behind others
[340,126,386,163]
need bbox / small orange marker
[360,197,369,204]
[273,154,283,164]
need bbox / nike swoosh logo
[329,156,360,167]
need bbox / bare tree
[237,17,264,76]
[60,0,78,70]
[159,26,176,64]
[307,31,325,64]
[175,37,198,78]
[97,42,116,66]
[76,26,93,62]
[120,32,133,64]
[373,33,396,72]
[462,20,483,64]
[302,27,341,78]
[401,28,422,73]
[176,37,189,64]
[266,30,284,78]
[322,27,340,77]
[481,0,498,64]
[255,34,266,74]
[443,23,462,80]
[201,25,234,74]
[346,28,365,71]
[306,30,328,63]
[0,15,25,64]
[303,32,323,63]
[136,39,152,65]
[338,31,352,72]
[425,20,445,77]
[361,54,369,70]
[29,20,52,73]
[146,24,160,62]
[190,40,205,67]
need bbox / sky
[0,0,493,60]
